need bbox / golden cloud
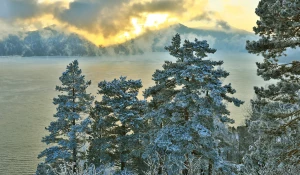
[0,0,259,46]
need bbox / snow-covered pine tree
[245,0,300,82]
[246,0,300,61]
[143,34,243,175]
[38,60,94,170]
[243,97,300,173]
[243,84,300,171]
[244,0,300,170]
[88,76,147,173]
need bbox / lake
[0,52,267,174]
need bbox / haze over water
[0,52,266,174]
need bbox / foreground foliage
[244,0,300,172]
[88,76,147,173]
[38,60,94,169]
[35,0,300,174]
[143,34,243,174]
[37,33,245,175]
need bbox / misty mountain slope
[0,26,103,57]
[174,24,255,52]
[109,23,258,55]
[0,24,258,57]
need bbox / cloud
[130,0,185,14]
[191,11,215,21]
[55,0,190,37]
[0,19,22,40]
[54,0,134,36]
[118,24,216,54]
[0,0,61,21]
[0,0,234,46]
[0,0,192,39]
[216,20,231,30]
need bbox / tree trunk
[121,161,126,171]
[182,108,189,175]
[182,162,189,175]
[72,87,77,172]
[208,159,213,175]
[158,122,163,175]
[73,132,77,172]
[121,124,126,171]
[158,165,163,175]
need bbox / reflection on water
[0,52,265,174]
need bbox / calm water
[0,52,266,174]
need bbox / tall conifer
[245,0,300,170]
[143,34,243,174]
[38,60,94,169]
[88,76,146,173]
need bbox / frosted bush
[36,162,116,175]
[241,165,300,175]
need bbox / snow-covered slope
[0,24,257,57]
[109,23,257,55]
[0,26,103,57]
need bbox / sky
[0,0,260,46]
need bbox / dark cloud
[0,0,134,37]
[131,0,185,14]
[54,0,136,36]
[59,0,186,36]
[0,0,210,40]
[0,0,60,21]
[56,1,102,33]
[55,0,186,37]
[216,20,231,30]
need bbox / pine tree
[88,76,147,173]
[244,0,300,169]
[38,60,94,169]
[246,0,300,60]
[245,0,300,81]
[243,84,300,171]
[143,34,243,174]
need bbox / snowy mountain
[109,23,257,55]
[0,26,103,57]
[0,24,256,57]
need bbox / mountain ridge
[107,23,256,55]
[0,24,255,57]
